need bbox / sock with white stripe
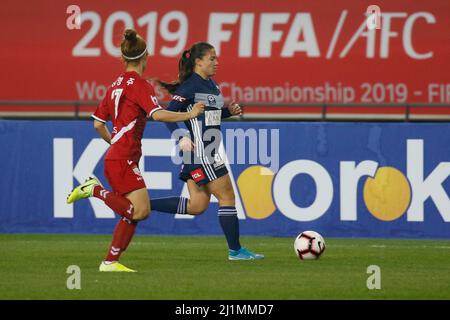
[93,185,134,220]
[218,206,241,251]
[105,216,138,262]
[151,197,189,215]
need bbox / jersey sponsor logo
[172,95,186,102]
[191,168,206,182]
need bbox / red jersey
[92,71,162,163]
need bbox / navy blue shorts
[179,155,228,186]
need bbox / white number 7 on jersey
[111,89,123,119]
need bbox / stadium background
[0,0,449,239]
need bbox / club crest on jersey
[172,95,186,102]
[130,162,143,180]
[207,95,217,106]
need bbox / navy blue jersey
[165,73,231,164]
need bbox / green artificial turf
[1,234,449,299]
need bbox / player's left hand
[229,101,243,116]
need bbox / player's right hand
[190,102,205,118]
[179,136,195,152]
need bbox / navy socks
[218,206,241,251]
[151,197,188,215]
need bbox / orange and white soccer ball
[294,231,326,260]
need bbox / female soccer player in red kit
[67,29,204,272]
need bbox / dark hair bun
[124,29,137,42]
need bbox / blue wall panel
[0,120,449,239]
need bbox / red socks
[105,217,138,262]
[93,185,134,220]
[92,185,138,262]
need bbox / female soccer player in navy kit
[151,42,264,260]
[67,29,204,272]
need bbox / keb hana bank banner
[0,0,449,117]
[0,120,450,239]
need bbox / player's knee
[189,206,206,215]
[188,202,208,215]
[228,193,236,203]
[217,192,235,205]
[132,205,151,221]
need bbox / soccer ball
[294,231,326,260]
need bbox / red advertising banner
[0,0,449,118]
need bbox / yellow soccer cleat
[66,177,101,204]
[99,261,137,272]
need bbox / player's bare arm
[152,102,204,122]
[93,119,111,144]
